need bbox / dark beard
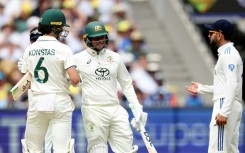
[210,40,218,50]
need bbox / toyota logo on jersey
[95,68,111,81]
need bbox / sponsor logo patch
[228,64,235,71]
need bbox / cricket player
[186,19,243,153]
[19,8,80,153]
[19,27,53,153]
[74,21,147,153]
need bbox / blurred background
[0,0,244,152]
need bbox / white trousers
[25,92,74,153]
[82,104,134,153]
[43,127,53,153]
[208,98,243,153]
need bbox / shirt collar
[217,42,233,56]
[87,48,106,56]
[37,36,58,41]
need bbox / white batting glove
[130,103,148,131]
[131,112,148,132]
[18,58,28,73]
[134,103,143,123]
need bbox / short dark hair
[38,23,53,35]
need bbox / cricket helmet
[39,8,70,27]
[83,21,109,52]
[38,8,69,41]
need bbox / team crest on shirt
[107,56,114,62]
[87,59,91,64]
[89,123,94,132]
[228,64,235,71]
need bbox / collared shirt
[74,48,139,106]
[23,36,76,94]
[198,42,243,117]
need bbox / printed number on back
[34,57,49,83]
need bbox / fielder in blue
[186,19,243,153]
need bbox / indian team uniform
[199,42,243,153]
[23,36,75,152]
[74,48,137,153]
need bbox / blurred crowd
[0,0,203,109]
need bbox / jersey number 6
[34,57,49,83]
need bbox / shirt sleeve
[64,46,76,69]
[219,55,238,117]
[197,84,213,94]
[117,57,139,104]
[22,48,29,73]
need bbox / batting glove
[18,58,28,73]
[130,103,148,131]
[131,112,148,132]
[134,103,143,122]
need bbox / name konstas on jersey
[29,49,55,56]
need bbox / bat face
[11,80,31,98]
[10,72,32,100]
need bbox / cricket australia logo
[107,56,114,62]
[95,25,102,32]
[95,68,111,81]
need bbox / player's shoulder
[58,42,71,50]
[73,49,88,61]
[222,46,233,55]
[220,44,242,63]
[218,42,237,57]
[105,49,120,58]
[104,49,122,62]
[74,49,87,56]
[221,43,239,56]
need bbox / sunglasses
[208,30,222,36]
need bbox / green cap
[39,8,70,27]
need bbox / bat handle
[129,103,158,153]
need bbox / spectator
[130,62,158,95]
[127,30,147,60]
[0,71,11,109]
[0,0,169,110]
[144,78,178,107]
[185,93,204,107]
[116,19,134,52]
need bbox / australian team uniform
[74,48,139,152]
[198,42,243,153]
[23,36,76,152]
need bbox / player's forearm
[197,84,213,94]
[121,82,140,104]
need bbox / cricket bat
[129,103,158,153]
[10,72,32,101]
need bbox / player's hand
[215,113,227,126]
[134,103,143,123]
[185,82,199,94]
[130,103,148,131]
[131,112,148,131]
[18,58,28,73]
